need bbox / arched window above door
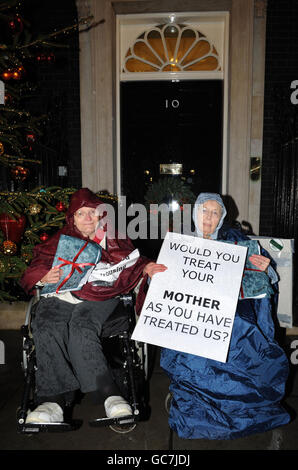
[123,23,221,73]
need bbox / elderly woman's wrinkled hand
[40,266,63,284]
[143,262,167,278]
[249,254,270,272]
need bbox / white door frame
[116,11,230,198]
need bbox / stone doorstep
[286,327,298,336]
[0,302,29,330]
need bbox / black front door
[120,80,223,205]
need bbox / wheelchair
[16,288,153,434]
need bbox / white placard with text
[132,232,247,363]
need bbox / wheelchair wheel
[109,422,137,434]
[165,392,172,414]
[143,343,156,381]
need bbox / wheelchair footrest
[17,420,82,434]
[89,414,137,428]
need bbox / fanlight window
[123,23,221,73]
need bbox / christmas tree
[0,187,117,301]
[0,0,99,301]
[0,0,44,174]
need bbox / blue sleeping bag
[160,227,290,440]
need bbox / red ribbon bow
[55,240,96,294]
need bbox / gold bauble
[10,166,29,181]
[0,142,4,155]
[2,240,17,255]
[29,203,42,215]
[21,251,33,263]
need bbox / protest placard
[132,232,247,362]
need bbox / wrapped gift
[250,236,295,328]
[41,234,101,296]
[223,239,274,299]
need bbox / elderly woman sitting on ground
[160,192,290,440]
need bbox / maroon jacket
[20,188,150,312]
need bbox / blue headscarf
[192,192,227,239]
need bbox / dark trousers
[32,296,120,404]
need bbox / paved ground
[1,329,298,459]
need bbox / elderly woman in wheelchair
[18,188,166,431]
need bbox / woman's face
[197,200,222,238]
[73,206,100,239]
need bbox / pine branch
[0,0,19,13]
[0,154,41,166]
[16,15,98,50]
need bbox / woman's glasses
[74,209,98,219]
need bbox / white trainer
[104,396,132,419]
[25,402,64,424]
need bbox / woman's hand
[40,266,63,284]
[143,262,167,279]
[249,254,270,272]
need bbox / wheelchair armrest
[23,285,41,330]
[34,284,42,301]
[24,296,35,327]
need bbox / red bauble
[47,53,55,63]
[39,232,49,242]
[36,52,55,63]
[36,53,46,62]
[26,132,36,143]
[0,213,26,244]
[9,15,23,33]
[55,201,67,212]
